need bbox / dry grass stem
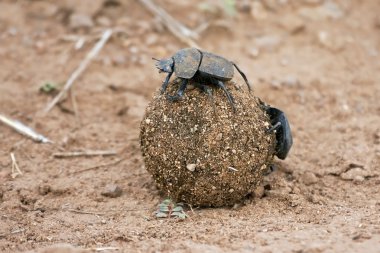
[43,29,113,114]
[53,150,118,158]
[138,0,199,47]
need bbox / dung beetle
[265,106,293,160]
[154,48,252,110]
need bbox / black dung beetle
[265,106,293,160]
[154,48,252,110]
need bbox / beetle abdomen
[198,52,234,81]
[173,48,202,79]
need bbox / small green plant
[40,82,59,94]
[155,198,188,219]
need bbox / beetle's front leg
[160,71,173,94]
[166,78,188,102]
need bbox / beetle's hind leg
[232,62,252,92]
[214,80,236,112]
[193,83,216,113]
[166,78,188,102]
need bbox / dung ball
[140,80,276,207]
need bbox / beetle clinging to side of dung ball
[154,47,293,160]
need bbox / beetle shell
[173,48,202,79]
[198,52,234,81]
[267,107,293,160]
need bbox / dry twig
[10,153,23,179]
[66,209,105,216]
[138,0,199,47]
[0,114,52,143]
[53,150,117,158]
[70,157,125,175]
[43,29,113,114]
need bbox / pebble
[301,172,318,185]
[186,164,196,172]
[254,185,265,198]
[340,168,368,181]
[279,14,305,34]
[317,31,345,52]
[69,13,94,30]
[101,184,123,198]
[248,47,260,59]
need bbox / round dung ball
[140,80,276,207]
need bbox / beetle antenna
[152,57,160,61]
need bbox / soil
[0,0,379,252]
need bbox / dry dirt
[0,0,379,252]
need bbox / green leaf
[156,212,168,218]
[172,206,183,212]
[40,82,58,94]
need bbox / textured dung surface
[198,51,234,81]
[140,80,276,207]
[173,48,202,79]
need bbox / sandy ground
[0,0,379,252]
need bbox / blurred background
[0,0,379,252]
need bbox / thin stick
[138,0,199,48]
[71,157,125,175]
[68,88,80,125]
[0,114,52,143]
[53,150,117,158]
[43,29,113,114]
[66,209,105,216]
[10,153,23,178]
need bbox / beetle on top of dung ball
[154,47,293,160]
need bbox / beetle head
[153,57,174,73]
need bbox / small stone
[186,164,196,172]
[248,47,260,58]
[279,14,305,34]
[317,31,345,52]
[300,172,318,185]
[69,13,94,30]
[254,185,265,198]
[216,133,223,141]
[340,168,368,181]
[101,184,123,198]
[38,184,51,195]
[145,34,159,46]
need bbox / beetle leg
[166,78,188,102]
[215,80,236,112]
[194,83,216,114]
[160,71,173,94]
[232,62,252,92]
[267,121,281,133]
